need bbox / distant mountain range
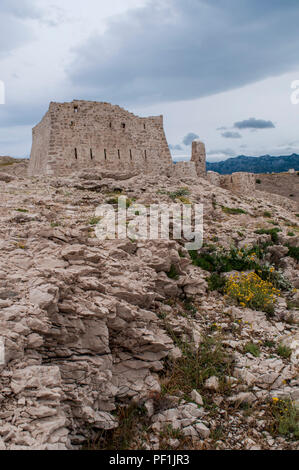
[206,153,299,175]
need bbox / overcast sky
[1,0,299,161]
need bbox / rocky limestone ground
[0,168,298,450]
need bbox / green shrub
[269,398,299,439]
[190,246,259,273]
[263,340,275,348]
[167,265,179,280]
[277,344,292,359]
[244,342,261,357]
[256,265,293,291]
[286,245,299,262]
[84,404,148,450]
[160,335,234,398]
[106,197,119,205]
[183,300,197,317]
[168,188,191,200]
[106,197,132,208]
[208,273,226,293]
[263,211,272,218]
[89,216,102,226]
[255,227,281,243]
[221,206,247,215]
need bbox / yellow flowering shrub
[269,398,299,438]
[225,272,280,315]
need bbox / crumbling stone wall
[207,171,255,194]
[29,101,173,177]
[221,172,256,193]
[172,161,197,179]
[28,112,52,176]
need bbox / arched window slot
[143,124,146,130]
[121,123,126,129]
[118,150,120,159]
[74,106,78,113]
[75,148,78,160]
[109,122,112,128]
[104,149,107,160]
[90,149,93,160]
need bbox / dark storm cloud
[234,118,275,130]
[183,133,199,146]
[221,131,242,139]
[67,0,299,105]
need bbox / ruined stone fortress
[28,100,255,193]
[28,100,205,179]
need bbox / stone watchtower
[28,100,173,177]
[191,140,206,177]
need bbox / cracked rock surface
[0,167,298,450]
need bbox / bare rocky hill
[255,172,299,208]
[0,169,298,450]
[0,157,29,177]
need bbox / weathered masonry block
[28,101,174,176]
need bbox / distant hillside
[0,156,29,176]
[206,153,299,175]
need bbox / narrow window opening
[144,150,147,160]
[75,148,78,160]
[130,150,132,161]
[104,149,107,160]
[121,123,126,129]
[74,106,78,113]
[90,149,93,160]
[109,122,112,128]
[118,149,120,159]
[144,124,146,130]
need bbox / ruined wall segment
[172,161,197,179]
[207,171,256,194]
[28,101,173,176]
[221,172,256,194]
